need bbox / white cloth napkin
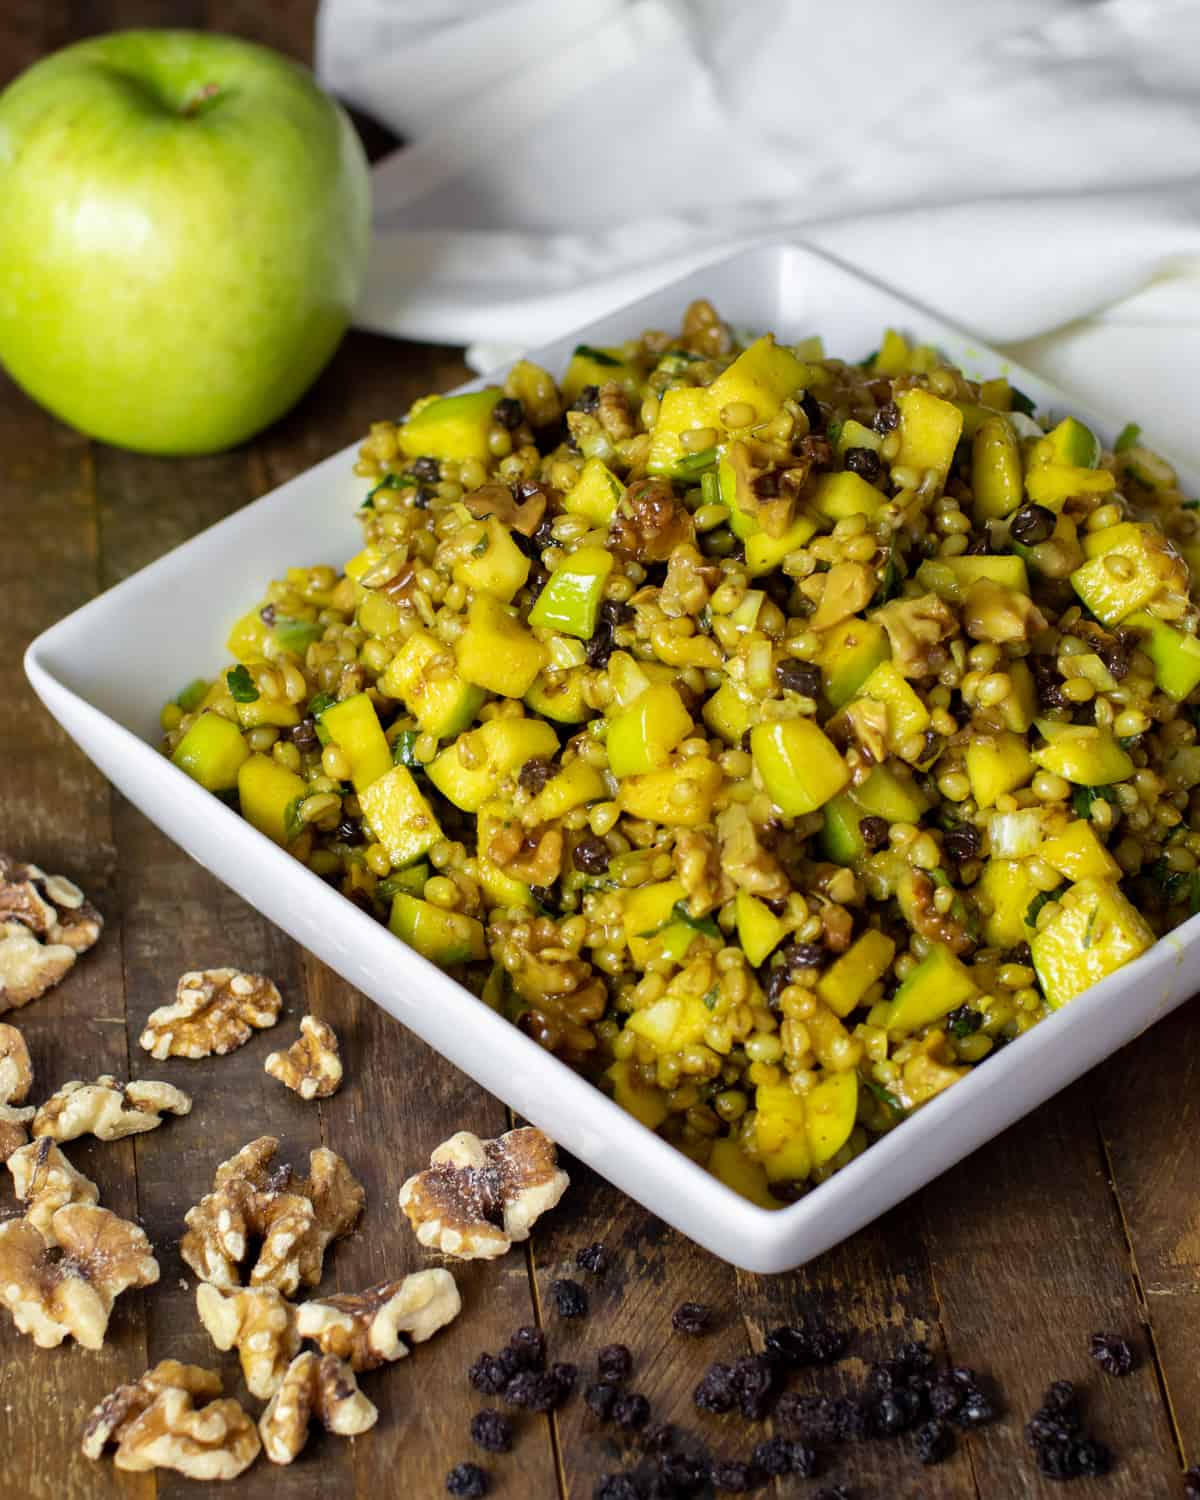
[318,0,1200,466]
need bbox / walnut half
[7,1138,99,1240]
[259,1351,377,1465]
[264,1015,343,1100]
[196,1283,299,1399]
[181,1136,363,1294]
[33,1075,192,1143]
[295,1268,461,1370]
[140,968,282,1060]
[0,853,103,1013]
[0,1203,158,1348]
[399,1126,569,1260]
[83,1360,260,1480]
[0,1022,34,1161]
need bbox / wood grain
[1,3,1198,1498]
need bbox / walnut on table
[398,1126,569,1260]
[295,1268,461,1371]
[0,853,103,1013]
[140,967,282,1060]
[0,1203,158,1348]
[181,1136,364,1295]
[7,1138,99,1239]
[196,1283,299,1399]
[264,1014,343,1100]
[0,1022,34,1161]
[82,1359,260,1480]
[32,1074,191,1142]
[259,1351,377,1465]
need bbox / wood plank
[1094,999,1200,1468]
[920,1082,1182,1496]
[0,375,149,1500]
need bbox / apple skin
[0,31,371,454]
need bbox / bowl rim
[24,236,1200,1270]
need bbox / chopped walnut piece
[196,1283,300,1399]
[296,1267,461,1370]
[609,478,695,563]
[715,804,790,902]
[83,1359,221,1460]
[399,1126,569,1260]
[140,968,282,1060]
[33,1074,192,1143]
[181,1137,363,1294]
[962,577,1048,644]
[264,1015,343,1100]
[0,1203,158,1348]
[0,1022,34,1161]
[0,854,103,1013]
[259,1351,377,1465]
[873,592,958,678]
[8,1138,99,1239]
[83,1359,260,1479]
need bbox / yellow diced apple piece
[977,858,1043,948]
[894,388,963,480]
[806,1071,860,1166]
[226,609,272,662]
[398,389,502,464]
[817,929,896,1018]
[750,718,850,817]
[607,683,693,777]
[707,1139,781,1210]
[1039,820,1120,882]
[320,692,393,793]
[735,891,788,967]
[453,515,530,602]
[428,717,559,812]
[455,594,548,698]
[707,335,808,422]
[563,457,625,526]
[1031,877,1154,1009]
[172,712,248,792]
[528,759,608,823]
[237,754,307,848]
[965,731,1034,808]
[617,757,723,827]
[389,892,487,965]
[1032,726,1134,786]
[754,1082,811,1183]
[360,764,444,868]
[606,1058,669,1131]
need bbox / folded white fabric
[318,0,1200,464]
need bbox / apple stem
[182,82,222,117]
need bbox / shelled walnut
[181,1136,363,1294]
[0,853,103,1013]
[140,968,282,1059]
[264,1015,343,1100]
[0,1022,34,1160]
[196,1283,300,1399]
[82,1360,260,1480]
[295,1268,461,1370]
[0,1203,158,1348]
[7,1138,99,1239]
[259,1351,377,1465]
[399,1126,569,1259]
[33,1074,191,1142]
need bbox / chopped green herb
[574,344,621,366]
[864,1078,907,1116]
[948,1005,984,1039]
[826,420,843,448]
[671,900,721,939]
[1082,904,1099,949]
[702,985,720,1011]
[307,691,336,719]
[1184,498,1200,511]
[392,729,422,768]
[1009,385,1037,416]
[700,469,721,509]
[930,868,952,889]
[471,533,491,556]
[363,471,408,510]
[283,794,306,843]
[697,605,713,635]
[174,677,209,712]
[272,617,323,654]
[1025,883,1068,928]
[859,350,880,370]
[1118,734,1140,750]
[1113,422,1141,453]
[225,665,259,704]
[674,446,718,480]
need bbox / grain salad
[160,300,1200,1207]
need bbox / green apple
[0,31,370,454]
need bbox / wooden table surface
[3,5,1200,1498]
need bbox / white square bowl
[25,242,1200,1273]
